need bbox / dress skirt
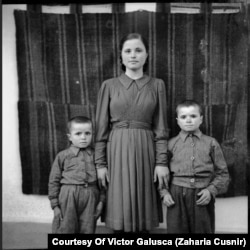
[105,127,162,232]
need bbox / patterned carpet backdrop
[14,10,248,196]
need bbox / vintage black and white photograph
[2,1,249,249]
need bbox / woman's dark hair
[119,33,149,72]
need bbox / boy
[48,116,105,233]
[161,100,229,233]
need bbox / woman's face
[121,38,148,72]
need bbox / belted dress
[95,73,169,232]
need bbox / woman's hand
[154,166,169,189]
[97,167,109,189]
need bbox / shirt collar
[118,73,151,90]
[179,130,202,142]
[69,145,92,156]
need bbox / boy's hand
[97,167,109,189]
[154,166,169,189]
[163,191,175,207]
[54,206,63,220]
[196,189,211,206]
[94,201,104,221]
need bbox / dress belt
[112,120,151,130]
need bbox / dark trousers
[52,184,99,234]
[167,184,215,234]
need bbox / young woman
[95,33,169,233]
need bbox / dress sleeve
[152,79,169,167]
[48,154,63,209]
[94,80,110,169]
[206,139,230,198]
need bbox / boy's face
[176,105,203,133]
[67,122,92,149]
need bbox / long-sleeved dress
[95,73,168,232]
